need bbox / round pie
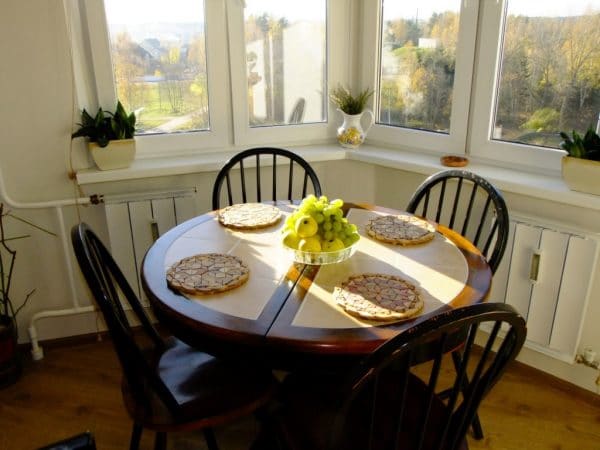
[166,253,249,295]
[366,214,435,245]
[218,203,282,230]
[334,273,424,322]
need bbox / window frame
[358,0,479,156]
[467,0,565,174]
[226,0,351,147]
[82,0,231,157]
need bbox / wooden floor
[0,336,599,450]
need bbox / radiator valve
[575,347,599,369]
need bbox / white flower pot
[89,139,136,171]
[561,156,600,196]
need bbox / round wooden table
[142,203,491,371]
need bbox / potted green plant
[329,85,375,149]
[72,101,137,171]
[560,126,600,195]
[0,204,55,387]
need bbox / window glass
[103,0,209,135]
[493,1,600,148]
[243,0,327,127]
[378,0,461,133]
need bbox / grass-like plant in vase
[330,85,375,149]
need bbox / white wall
[1,0,599,394]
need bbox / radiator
[104,189,197,304]
[488,214,599,362]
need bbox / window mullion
[82,0,117,110]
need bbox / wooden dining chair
[71,223,278,450]
[406,170,510,439]
[406,170,509,274]
[212,147,322,210]
[253,303,526,450]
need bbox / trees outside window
[494,2,600,149]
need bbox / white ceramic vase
[88,138,136,171]
[336,109,375,149]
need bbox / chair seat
[271,371,468,450]
[122,337,278,433]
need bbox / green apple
[295,215,318,238]
[282,229,301,249]
[322,238,345,252]
[299,236,321,252]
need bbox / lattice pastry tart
[366,214,435,245]
[334,273,424,322]
[166,253,249,295]
[217,203,282,230]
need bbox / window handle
[529,250,541,284]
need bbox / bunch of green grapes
[281,195,360,252]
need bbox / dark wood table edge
[141,202,492,365]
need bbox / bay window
[76,0,599,175]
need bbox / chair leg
[203,428,219,450]
[451,350,484,440]
[129,423,143,450]
[154,432,167,450]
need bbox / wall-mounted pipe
[0,161,92,360]
[29,306,95,360]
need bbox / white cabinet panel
[550,236,598,356]
[174,196,198,224]
[105,202,139,299]
[128,201,154,303]
[104,191,198,305]
[527,230,569,346]
[495,215,599,362]
[152,198,177,237]
[488,221,515,303]
[504,223,540,318]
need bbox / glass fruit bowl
[283,237,360,265]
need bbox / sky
[104,0,326,25]
[383,0,599,20]
[103,0,599,25]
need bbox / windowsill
[76,144,600,211]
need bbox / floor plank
[0,337,598,449]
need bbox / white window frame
[358,0,479,156]
[81,0,231,157]
[468,0,565,174]
[226,0,351,147]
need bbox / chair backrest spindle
[326,303,526,450]
[407,170,509,274]
[71,223,179,413]
[212,147,322,209]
